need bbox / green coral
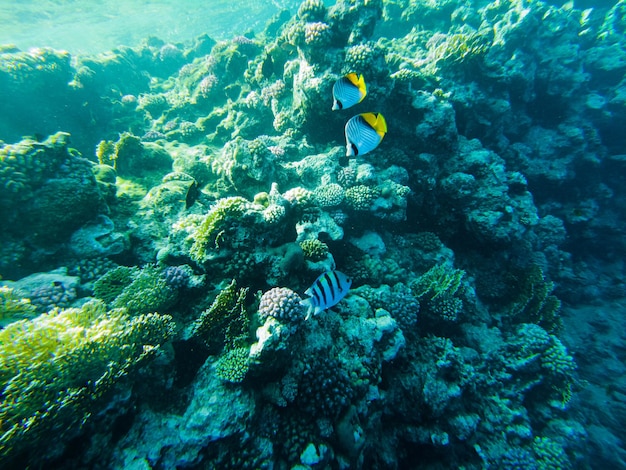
[344,185,379,211]
[532,436,570,469]
[191,279,249,350]
[411,264,465,323]
[96,140,117,168]
[190,197,250,262]
[93,265,138,305]
[299,238,329,261]
[0,286,38,328]
[0,300,174,464]
[314,183,344,207]
[412,264,464,301]
[111,265,178,316]
[215,346,251,383]
[297,0,327,21]
[425,31,490,73]
[510,265,563,334]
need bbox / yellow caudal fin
[346,73,367,100]
[362,112,387,138]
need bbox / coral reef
[2,0,623,466]
[0,133,106,277]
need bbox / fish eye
[337,100,343,109]
[351,143,358,156]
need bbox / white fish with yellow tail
[332,73,367,110]
[302,270,352,319]
[345,112,387,157]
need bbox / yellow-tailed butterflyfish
[345,112,387,157]
[332,73,367,110]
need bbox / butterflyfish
[302,270,352,319]
[332,73,367,110]
[344,112,387,157]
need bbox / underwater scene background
[0,0,625,468]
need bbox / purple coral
[29,282,77,313]
[162,265,191,290]
[258,287,305,323]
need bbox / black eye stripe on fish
[332,73,367,111]
[345,113,387,158]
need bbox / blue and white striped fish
[345,112,387,157]
[332,73,367,111]
[302,270,352,319]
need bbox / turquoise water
[1,0,625,468]
[0,0,308,54]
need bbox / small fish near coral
[302,270,352,320]
[332,73,367,110]
[345,112,387,157]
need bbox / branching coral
[509,265,563,334]
[0,300,174,465]
[412,264,466,323]
[0,286,37,328]
[299,238,329,261]
[93,266,138,306]
[191,279,249,350]
[215,346,251,383]
[344,185,380,211]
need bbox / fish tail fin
[300,297,314,320]
[357,74,367,100]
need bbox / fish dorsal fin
[345,72,360,86]
[361,112,387,138]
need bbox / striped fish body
[304,270,352,319]
[345,112,387,157]
[332,73,367,110]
